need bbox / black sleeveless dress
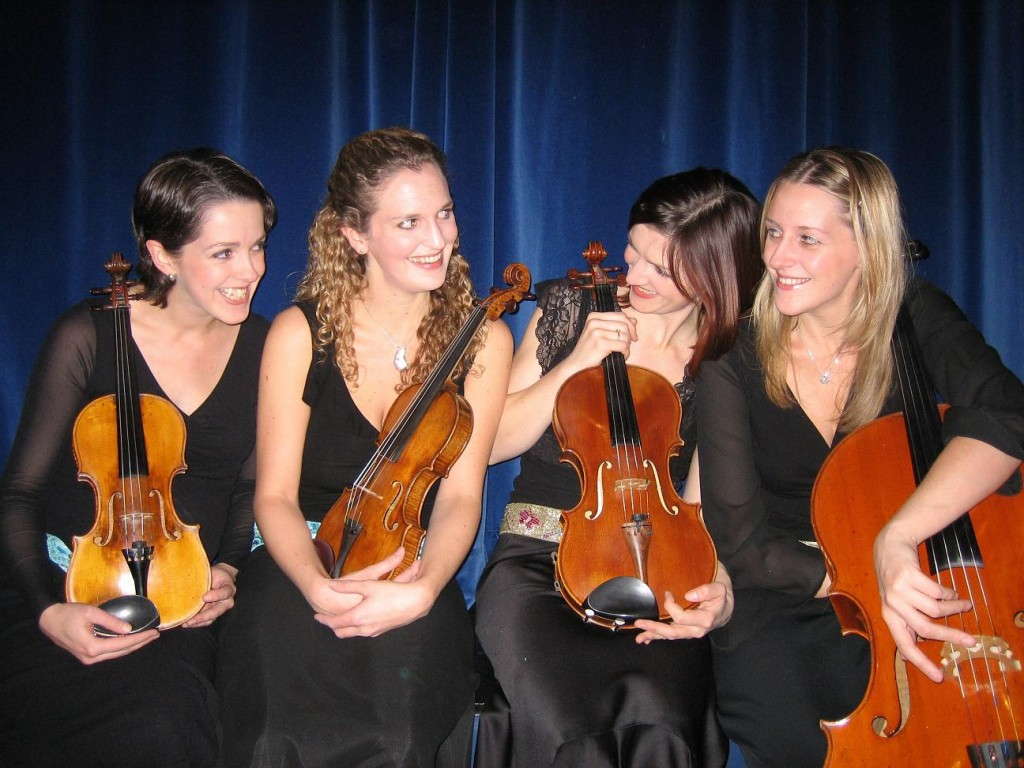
[217,301,474,768]
[474,280,726,768]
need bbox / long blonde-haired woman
[217,127,512,767]
[695,147,1024,767]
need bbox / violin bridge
[614,478,649,492]
[353,483,383,500]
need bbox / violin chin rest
[93,594,160,637]
[584,576,659,624]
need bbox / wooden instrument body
[314,262,532,581]
[66,392,210,629]
[813,406,1024,767]
[553,363,716,629]
[315,383,473,579]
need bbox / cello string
[904,326,1005,731]
[896,324,973,694]
[898,317,1012,741]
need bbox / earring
[168,273,177,283]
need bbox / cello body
[813,302,1024,767]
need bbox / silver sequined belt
[499,502,564,543]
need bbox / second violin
[552,242,716,629]
[315,263,533,579]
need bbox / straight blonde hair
[752,148,910,432]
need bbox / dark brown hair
[133,148,277,306]
[628,168,762,375]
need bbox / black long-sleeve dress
[474,279,726,768]
[216,301,475,768]
[0,301,266,768]
[696,280,1024,768]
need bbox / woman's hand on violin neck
[38,602,159,665]
[313,553,435,638]
[567,311,636,371]
[182,563,239,628]
[634,562,735,643]
[874,522,975,683]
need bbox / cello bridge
[940,635,1020,677]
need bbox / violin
[552,242,716,630]
[315,263,533,579]
[65,252,210,631]
[812,307,1024,766]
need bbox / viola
[65,252,210,631]
[813,307,1024,766]
[551,242,716,630]
[315,263,533,579]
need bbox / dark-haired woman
[0,148,275,767]
[474,168,763,767]
[696,147,1024,767]
[216,127,512,767]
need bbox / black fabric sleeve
[0,304,96,618]
[695,349,826,599]
[214,446,256,570]
[909,280,1024,461]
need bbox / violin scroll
[89,252,142,311]
[482,262,535,320]
[567,241,626,301]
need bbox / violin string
[345,303,486,528]
[598,284,636,525]
[114,301,139,545]
[122,301,145,543]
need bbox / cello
[315,263,533,579]
[552,242,717,630]
[65,252,211,632]
[812,306,1024,766]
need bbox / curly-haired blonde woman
[217,128,512,767]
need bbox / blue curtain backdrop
[2,0,1022,600]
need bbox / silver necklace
[361,299,411,371]
[800,328,842,385]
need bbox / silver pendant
[393,346,408,371]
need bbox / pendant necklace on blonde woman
[800,328,843,385]
[361,299,411,371]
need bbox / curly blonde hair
[753,147,910,432]
[296,127,481,387]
